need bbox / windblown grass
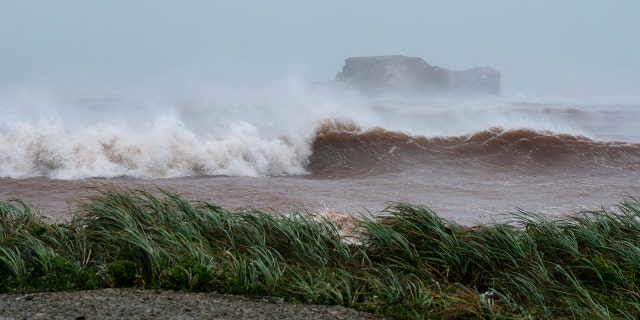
[2,187,640,319]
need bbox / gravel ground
[0,289,383,320]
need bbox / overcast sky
[1,1,639,98]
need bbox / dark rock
[335,55,500,97]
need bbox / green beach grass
[2,187,640,319]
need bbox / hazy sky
[1,1,639,98]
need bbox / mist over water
[1,80,638,180]
[0,78,638,224]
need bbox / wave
[1,89,639,180]
[308,120,640,178]
[1,116,638,180]
[0,119,310,179]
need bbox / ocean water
[1,83,639,224]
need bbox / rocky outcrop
[335,55,500,97]
[447,67,500,96]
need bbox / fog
[1,1,639,100]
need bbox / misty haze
[0,0,638,222]
[0,2,639,318]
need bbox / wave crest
[0,120,309,179]
[308,121,640,177]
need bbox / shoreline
[2,187,640,319]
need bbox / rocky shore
[0,289,383,320]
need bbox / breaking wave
[308,120,640,178]
[0,118,310,179]
[1,87,638,180]
[1,116,639,180]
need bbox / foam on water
[0,116,312,179]
[1,82,638,179]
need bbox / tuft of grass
[3,187,640,318]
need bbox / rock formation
[335,55,500,97]
[447,66,501,96]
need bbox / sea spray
[1,81,638,179]
[0,116,310,179]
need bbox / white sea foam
[0,117,311,179]
[1,82,637,179]
[0,88,318,179]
